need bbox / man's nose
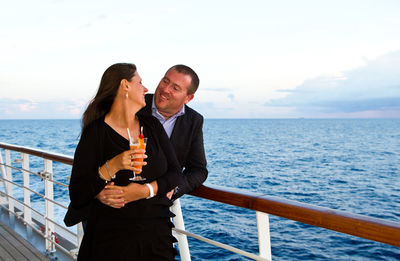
[161,84,171,93]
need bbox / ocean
[0,119,399,260]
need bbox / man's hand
[96,182,125,208]
[166,188,175,200]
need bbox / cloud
[266,50,400,117]
[0,98,86,119]
[202,88,233,92]
[18,101,37,112]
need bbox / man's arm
[174,116,208,198]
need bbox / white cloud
[0,98,86,119]
[266,50,400,117]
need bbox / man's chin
[155,100,168,110]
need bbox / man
[100,64,207,205]
[141,64,208,198]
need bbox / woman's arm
[69,124,106,209]
[103,118,182,205]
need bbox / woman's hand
[96,182,125,208]
[105,183,146,204]
[105,181,158,204]
[109,149,147,175]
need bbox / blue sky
[1,0,400,119]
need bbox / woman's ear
[120,79,129,91]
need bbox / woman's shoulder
[82,116,106,136]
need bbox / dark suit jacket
[139,94,208,198]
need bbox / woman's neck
[105,98,141,136]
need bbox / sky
[1,0,400,119]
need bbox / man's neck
[151,96,184,120]
[158,111,174,120]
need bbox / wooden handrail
[0,142,73,165]
[1,142,399,247]
[189,185,400,247]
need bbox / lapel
[142,93,186,154]
[169,114,183,145]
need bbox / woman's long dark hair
[81,63,137,132]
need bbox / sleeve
[152,120,183,196]
[68,124,107,209]
[174,115,208,198]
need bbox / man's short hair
[169,64,200,95]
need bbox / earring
[126,93,128,99]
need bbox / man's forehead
[165,70,191,86]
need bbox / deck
[0,220,48,260]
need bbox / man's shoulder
[138,94,153,116]
[184,104,203,121]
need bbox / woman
[67,63,181,260]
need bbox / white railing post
[256,211,272,261]
[21,152,32,226]
[171,199,191,261]
[69,222,84,259]
[0,150,8,195]
[44,159,56,256]
[77,222,84,247]
[4,150,15,217]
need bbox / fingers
[129,152,147,160]
[99,184,125,208]
[106,198,125,208]
[128,149,146,154]
[122,150,147,171]
[166,188,175,200]
[166,191,173,200]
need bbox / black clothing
[66,115,181,260]
[81,217,177,261]
[139,94,208,198]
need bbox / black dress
[68,115,182,260]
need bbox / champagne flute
[127,128,147,181]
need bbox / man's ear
[185,94,194,104]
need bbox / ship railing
[0,142,399,261]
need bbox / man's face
[154,68,194,119]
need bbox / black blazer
[139,94,208,198]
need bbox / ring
[130,161,133,167]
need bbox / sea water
[0,119,399,260]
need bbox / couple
[64,63,208,260]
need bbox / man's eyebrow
[172,83,182,89]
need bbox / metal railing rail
[0,191,76,257]
[0,143,80,259]
[1,142,399,261]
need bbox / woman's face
[128,72,148,107]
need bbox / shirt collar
[151,96,185,121]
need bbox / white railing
[0,142,272,260]
[3,143,398,260]
[0,145,82,259]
